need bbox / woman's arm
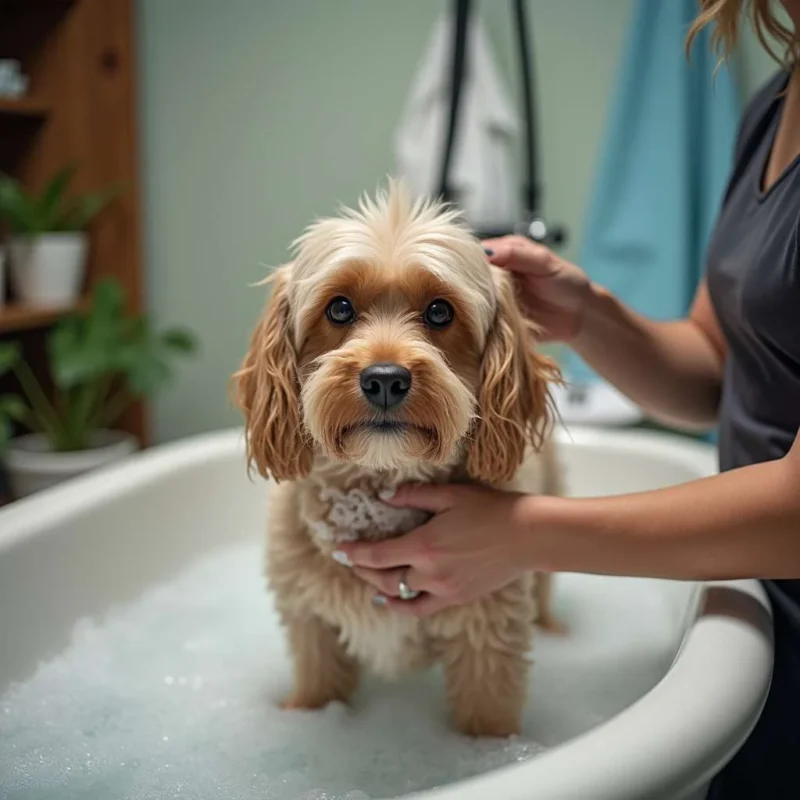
[336,430,800,616]
[528,431,800,581]
[572,280,727,430]
[484,238,727,430]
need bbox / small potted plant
[0,278,197,498]
[0,166,119,306]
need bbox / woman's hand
[482,235,591,341]
[332,484,537,616]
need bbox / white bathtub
[0,426,773,800]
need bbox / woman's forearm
[572,283,723,430]
[523,451,800,581]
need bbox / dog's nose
[360,364,412,409]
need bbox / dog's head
[233,182,559,484]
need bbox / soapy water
[0,541,681,800]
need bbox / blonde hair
[686,0,799,66]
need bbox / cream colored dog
[233,181,563,737]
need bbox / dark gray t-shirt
[705,70,800,798]
[710,71,800,474]
[707,70,800,619]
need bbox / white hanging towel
[394,11,520,231]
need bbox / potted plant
[0,166,119,306]
[0,278,197,498]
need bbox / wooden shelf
[0,300,83,333]
[0,97,50,119]
[0,0,145,443]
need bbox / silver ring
[398,569,420,601]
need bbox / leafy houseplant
[0,278,197,497]
[0,166,120,306]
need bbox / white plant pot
[4,430,138,498]
[8,232,88,306]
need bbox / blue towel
[565,0,740,392]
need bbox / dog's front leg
[429,582,535,737]
[281,615,360,710]
[440,636,530,737]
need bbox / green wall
[137,0,781,442]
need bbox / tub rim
[0,425,774,800]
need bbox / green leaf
[48,278,128,390]
[0,343,19,373]
[122,349,172,396]
[0,342,20,375]
[161,328,198,353]
[0,388,31,454]
[38,165,76,226]
[89,278,127,325]
[48,318,89,389]
[0,416,10,451]
[0,394,27,420]
[58,186,121,231]
[0,174,42,233]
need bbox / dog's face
[234,184,559,484]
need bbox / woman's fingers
[481,235,553,276]
[334,527,425,570]
[383,482,460,514]
[352,566,424,598]
[481,238,520,267]
[352,566,447,616]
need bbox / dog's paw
[280,692,334,711]
[456,716,521,739]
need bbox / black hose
[513,0,540,217]
[437,0,471,203]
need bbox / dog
[233,181,564,737]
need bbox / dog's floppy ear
[232,265,312,482]
[466,271,560,485]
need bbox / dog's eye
[326,296,356,325]
[423,299,454,329]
